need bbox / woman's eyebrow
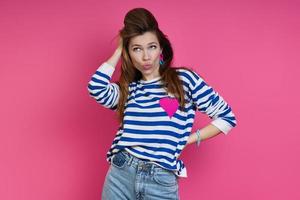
[131,42,158,47]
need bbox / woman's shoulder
[173,66,202,83]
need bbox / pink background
[1,0,299,199]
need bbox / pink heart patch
[159,97,179,118]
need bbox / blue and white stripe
[88,62,237,177]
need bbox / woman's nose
[143,50,150,60]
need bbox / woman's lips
[142,64,152,70]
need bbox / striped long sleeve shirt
[87,62,237,177]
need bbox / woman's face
[128,31,162,81]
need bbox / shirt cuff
[211,118,233,135]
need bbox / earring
[159,53,164,65]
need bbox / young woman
[88,7,237,200]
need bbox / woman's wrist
[187,131,199,145]
[195,129,201,147]
[107,48,122,68]
[115,47,122,56]
[187,124,222,146]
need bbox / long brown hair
[116,8,191,126]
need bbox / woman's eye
[132,46,156,51]
[133,48,141,51]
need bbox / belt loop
[150,164,155,175]
[127,155,133,166]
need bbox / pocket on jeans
[153,170,177,186]
[111,151,127,169]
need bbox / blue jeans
[102,150,180,200]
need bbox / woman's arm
[189,71,237,135]
[183,70,237,146]
[107,36,123,68]
[87,35,123,110]
[187,124,221,145]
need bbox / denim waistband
[117,150,171,175]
